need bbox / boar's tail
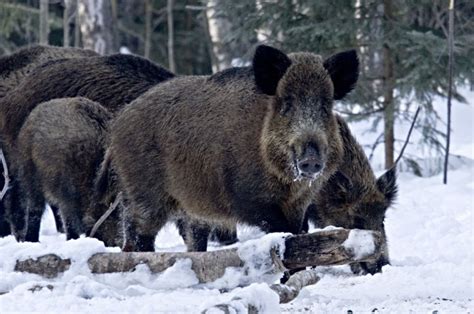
[93,148,115,205]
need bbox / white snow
[209,232,288,290]
[342,229,375,260]
[0,89,473,312]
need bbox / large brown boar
[105,45,359,251]
[0,45,98,236]
[16,97,121,245]
[0,53,174,241]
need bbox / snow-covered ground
[0,90,472,312]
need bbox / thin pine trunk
[167,0,176,72]
[383,0,395,169]
[63,0,72,47]
[443,0,454,184]
[74,0,80,47]
[39,0,49,45]
[144,0,152,58]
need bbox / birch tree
[39,0,49,45]
[77,0,116,54]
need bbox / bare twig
[393,106,421,167]
[270,269,320,303]
[368,132,385,162]
[0,149,10,200]
[203,269,321,312]
[89,192,123,238]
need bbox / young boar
[0,53,174,241]
[0,45,98,236]
[105,45,359,251]
[16,97,121,245]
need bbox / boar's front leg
[121,197,172,252]
[183,219,211,252]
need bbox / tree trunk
[206,0,233,72]
[39,0,49,45]
[201,7,220,74]
[144,0,152,58]
[443,0,454,184]
[383,0,395,169]
[74,0,80,47]
[14,229,383,282]
[63,0,73,47]
[167,0,176,72]
[77,0,116,54]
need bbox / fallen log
[14,229,382,283]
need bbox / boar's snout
[296,144,324,178]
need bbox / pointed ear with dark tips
[376,167,398,205]
[323,50,359,100]
[253,45,292,95]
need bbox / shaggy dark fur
[102,45,359,251]
[0,52,174,241]
[16,97,121,245]
[304,114,397,274]
[0,53,174,147]
[0,45,98,100]
[0,45,98,237]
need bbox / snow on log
[88,249,243,283]
[13,229,382,283]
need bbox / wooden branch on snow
[203,269,321,312]
[270,269,320,303]
[15,254,71,278]
[89,192,123,238]
[0,149,10,200]
[14,229,382,283]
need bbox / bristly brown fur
[0,45,98,100]
[106,45,359,251]
[0,52,174,147]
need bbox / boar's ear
[323,50,359,100]
[376,167,398,205]
[253,45,292,95]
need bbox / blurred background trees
[0,0,473,172]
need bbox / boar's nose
[297,158,322,176]
[297,145,323,177]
